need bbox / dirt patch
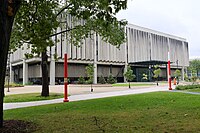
[0,120,37,133]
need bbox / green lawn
[4,92,200,132]
[186,88,200,93]
[4,93,63,103]
[112,83,154,87]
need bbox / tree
[188,59,200,78]
[1,0,128,127]
[124,65,135,88]
[11,0,127,97]
[85,64,94,92]
[174,69,181,84]
[153,65,161,86]
[11,0,59,97]
[0,0,21,127]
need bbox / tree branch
[49,28,75,37]
[56,3,72,17]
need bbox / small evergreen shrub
[98,75,106,84]
[78,76,85,84]
[107,75,117,84]
[86,79,93,84]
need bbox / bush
[98,75,106,84]
[78,76,85,84]
[107,75,117,84]
[175,84,200,90]
[86,79,93,84]
[4,82,24,88]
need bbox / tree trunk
[0,0,21,127]
[129,82,131,89]
[41,51,49,97]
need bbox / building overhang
[129,60,172,66]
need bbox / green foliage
[4,82,24,88]
[153,65,161,79]
[107,74,117,84]
[175,84,200,90]
[123,66,135,82]
[188,59,200,77]
[142,73,148,80]
[191,76,198,84]
[78,76,85,84]
[174,69,181,79]
[98,75,106,84]
[65,0,128,47]
[11,0,60,53]
[4,93,63,103]
[24,82,34,85]
[184,73,189,81]
[85,64,94,84]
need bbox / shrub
[98,75,106,84]
[184,74,189,82]
[175,84,200,90]
[107,75,117,84]
[4,82,24,88]
[78,76,85,84]
[86,79,93,84]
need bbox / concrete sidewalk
[4,85,170,110]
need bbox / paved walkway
[172,90,200,95]
[4,85,171,110]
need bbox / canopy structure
[129,60,171,66]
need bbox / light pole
[63,53,69,102]
[168,52,172,90]
[176,60,179,85]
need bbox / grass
[186,88,200,93]
[112,83,154,87]
[4,93,64,103]
[175,84,200,93]
[4,92,200,132]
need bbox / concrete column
[50,46,56,85]
[23,59,28,85]
[182,67,185,81]
[124,64,128,82]
[9,63,14,83]
[93,33,97,84]
[124,27,128,83]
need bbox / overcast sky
[116,0,200,59]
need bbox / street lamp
[176,60,179,85]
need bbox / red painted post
[168,52,172,90]
[63,53,69,102]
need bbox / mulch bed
[0,120,37,133]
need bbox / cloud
[117,0,200,58]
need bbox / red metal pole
[63,53,69,102]
[168,52,172,90]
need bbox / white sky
[116,0,200,59]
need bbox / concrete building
[9,22,189,85]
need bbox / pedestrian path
[4,86,169,110]
[172,90,200,95]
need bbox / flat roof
[127,23,187,42]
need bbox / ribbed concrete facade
[9,21,189,85]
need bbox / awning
[129,60,171,66]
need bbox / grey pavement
[4,85,171,110]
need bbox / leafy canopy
[153,65,161,79]
[11,0,127,54]
[124,65,135,82]
[11,0,60,54]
